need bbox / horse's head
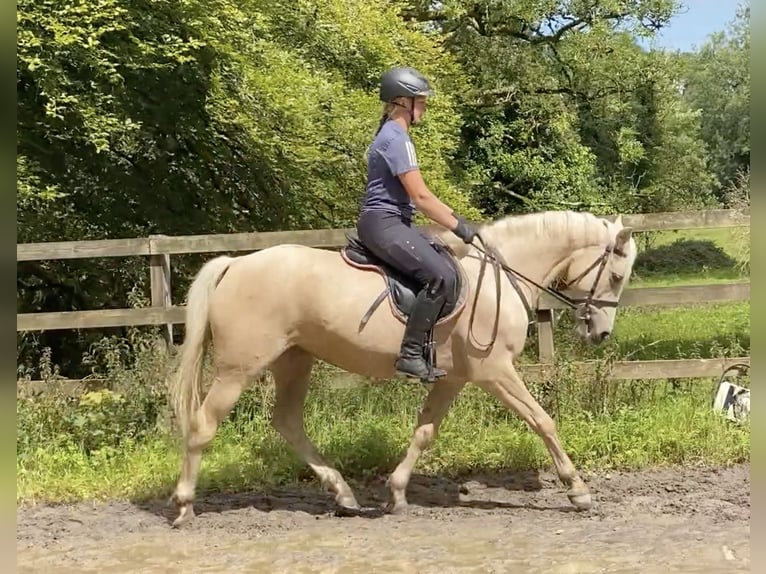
[557,216,637,345]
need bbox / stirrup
[394,360,446,384]
[422,328,445,383]
[422,365,447,385]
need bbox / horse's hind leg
[171,366,247,527]
[270,347,360,511]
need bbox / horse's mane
[436,210,614,259]
[478,210,611,249]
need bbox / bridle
[556,242,623,322]
[466,234,623,352]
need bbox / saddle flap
[340,230,469,328]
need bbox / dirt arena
[17,463,749,573]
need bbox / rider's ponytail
[375,102,396,135]
[375,113,388,135]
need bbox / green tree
[400,0,717,216]
[680,1,750,197]
[16,0,475,376]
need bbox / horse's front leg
[386,380,465,514]
[477,366,592,510]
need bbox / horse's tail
[169,254,234,439]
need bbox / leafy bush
[17,332,172,456]
[635,239,738,275]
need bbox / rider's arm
[378,135,460,231]
[398,169,459,231]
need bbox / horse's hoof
[383,500,409,515]
[568,492,592,511]
[172,504,195,528]
[333,503,359,517]
[334,504,383,518]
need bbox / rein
[465,234,620,352]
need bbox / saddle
[340,233,469,330]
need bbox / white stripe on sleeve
[405,141,418,168]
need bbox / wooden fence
[17,208,750,382]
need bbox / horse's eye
[611,273,623,285]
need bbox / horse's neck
[480,212,608,295]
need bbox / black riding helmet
[379,66,434,102]
[379,66,434,125]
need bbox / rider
[356,66,479,381]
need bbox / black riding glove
[451,213,478,244]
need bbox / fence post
[536,309,555,363]
[148,235,173,348]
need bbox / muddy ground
[17,463,749,573]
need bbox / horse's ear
[615,227,633,251]
[614,215,624,228]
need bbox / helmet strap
[392,98,417,125]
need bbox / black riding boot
[395,287,447,382]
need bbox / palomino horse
[167,209,637,527]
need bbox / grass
[17,380,750,504]
[16,226,751,505]
[549,302,749,361]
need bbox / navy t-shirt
[360,120,419,224]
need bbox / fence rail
[15,356,752,397]
[17,208,750,383]
[16,208,749,261]
[15,281,751,333]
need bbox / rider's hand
[452,213,478,244]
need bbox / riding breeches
[356,210,456,296]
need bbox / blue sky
[643,0,744,52]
